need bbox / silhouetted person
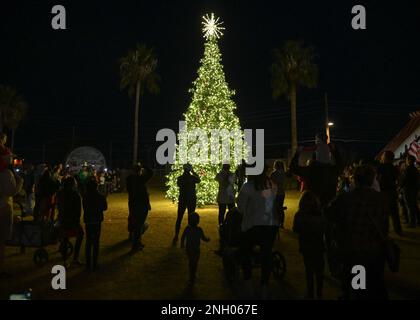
[293,191,326,299]
[235,160,246,192]
[83,180,108,271]
[290,135,343,274]
[401,155,420,228]
[215,164,235,226]
[34,169,59,221]
[23,164,35,215]
[270,160,286,228]
[237,165,279,299]
[327,165,389,300]
[377,151,402,235]
[397,161,409,224]
[56,177,84,266]
[126,162,153,251]
[0,152,23,279]
[181,212,210,284]
[290,135,343,208]
[173,164,200,244]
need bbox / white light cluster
[202,13,225,40]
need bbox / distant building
[378,111,420,161]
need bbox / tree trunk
[290,84,298,155]
[133,81,141,165]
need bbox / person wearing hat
[173,163,201,244]
[126,162,153,251]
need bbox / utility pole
[325,93,331,144]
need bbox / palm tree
[271,41,318,155]
[119,44,159,165]
[0,85,28,151]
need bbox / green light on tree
[166,14,245,206]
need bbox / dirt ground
[1,188,420,300]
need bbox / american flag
[408,136,420,161]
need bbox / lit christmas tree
[166,13,245,205]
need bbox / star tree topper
[202,13,225,40]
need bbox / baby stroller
[219,207,287,282]
[6,202,57,266]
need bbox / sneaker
[172,236,178,246]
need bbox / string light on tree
[166,14,245,205]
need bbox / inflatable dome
[65,146,107,173]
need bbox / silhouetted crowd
[1,131,419,300]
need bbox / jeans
[218,203,235,225]
[85,223,101,269]
[175,198,196,236]
[240,226,278,285]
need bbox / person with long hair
[126,162,153,251]
[34,169,58,221]
[270,160,286,228]
[237,165,279,299]
[56,176,84,267]
[215,164,235,226]
[293,191,326,299]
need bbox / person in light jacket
[237,165,279,299]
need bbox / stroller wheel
[272,251,286,280]
[59,239,74,260]
[33,248,49,266]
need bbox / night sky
[1,0,420,166]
